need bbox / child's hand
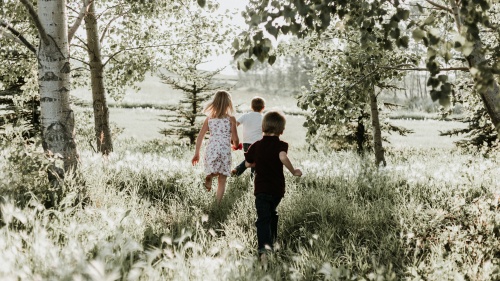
[192,154,200,166]
[231,143,243,151]
[293,168,302,177]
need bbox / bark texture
[85,0,113,154]
[38,0,78,171]
[370,86,386,167]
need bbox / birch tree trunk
[38,0,78,171]
[84,0,113,154]
[370,85,386,167]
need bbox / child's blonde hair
[204,90,235,118]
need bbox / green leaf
[197,0,206,8]
[389,28,401,39]
[428,33,440,45]
[282,25,290,35]
[268,55,276,65]
[438,84,451,107]
[290,23,301,34]
[383,39,392,50]
[427,77,440,88]
[232,38,239,50]
[417,3,424,13]
[429,89,439,101]
[253,31,264,42]
[243,58,254,70]
[266,24,279,38]
[437,74,448,83]
[412,28,426,40]
[399,36,409,48]
[407,20,416,29]
[396,8,410,21]
[233,49,247,60]
[423,15,435,25]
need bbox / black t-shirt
[244,136,288,197]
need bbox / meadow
[1,80,499,280]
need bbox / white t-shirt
[237,111,263,144]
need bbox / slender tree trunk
[85,0,113,154]
[370,85,386,167]
[38,0,78,171]
[355,115,365,154]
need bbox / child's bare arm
[230,116,239,147]
[279,151,302,176]
[192,118,209,165]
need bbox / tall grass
[1,138,499,280]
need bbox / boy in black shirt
[244,111,302,262]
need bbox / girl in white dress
[192,90,239,203]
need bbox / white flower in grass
[86,260,120,281]
[229,240,245,251]
[2,203,27,226]
[201,214,209,223]
[318,262,334,279]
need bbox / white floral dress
[204,117,232,176]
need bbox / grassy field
[1,80,498,280]
[72,74,467,149]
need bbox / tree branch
[69,56,90,67]
[96,3,124,20]
[381,65,469,71]
[0,20,37,53]
[102,41,214,67]
[346,67,380,91]
[100,11,130,43]
[68,0,92,43]
[447,0,463,32]
[425,0,453,13]
[19,0,50,45]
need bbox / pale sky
[199,0,248,74]
[219,0,247,10]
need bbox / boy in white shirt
[231,96,265,177]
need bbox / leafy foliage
[441,76,498,152]
[0,76,40,139]
[236,0,500,138]
[0,123,52,207]
[157,0,235,145]
[293,10,416,151]
[234,51,312,95]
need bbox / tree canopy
[235,0,500,135]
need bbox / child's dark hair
[262,111,286,135]
[251,96,265,112]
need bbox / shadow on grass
[278,167,407,277]
[205,175,252,227]
[138,174,252,249]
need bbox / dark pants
[255,193,282,254]
[234,143,255,177]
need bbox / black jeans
[255,193,282,254]
[234,143,255,177]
